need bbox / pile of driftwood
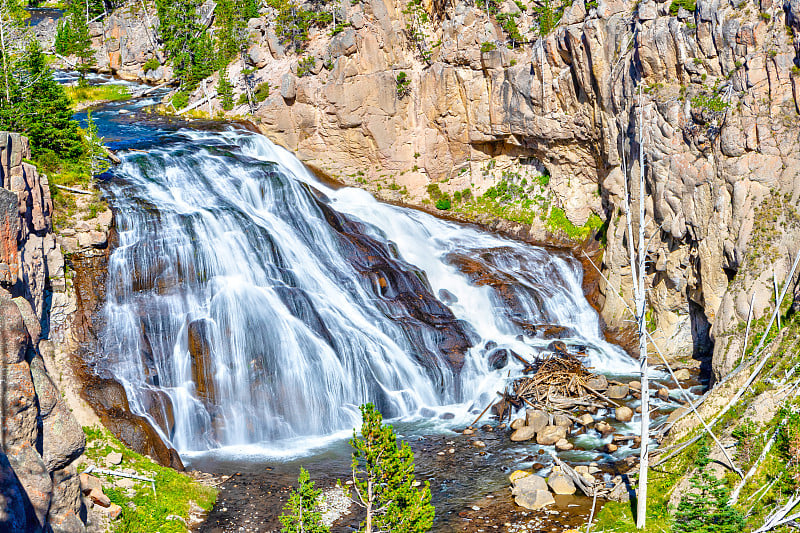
[489,342,623,421]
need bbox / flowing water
[73,77,670,473]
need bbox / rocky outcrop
[0,132,87,532]
[89,4,172,83]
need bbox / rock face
[0,133,87,531]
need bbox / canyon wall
[0,132,86,532]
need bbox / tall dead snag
[620,87,650,530]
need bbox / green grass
[64,84,132,106]
[79,426,217,533]
[546,208,603,241]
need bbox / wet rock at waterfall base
[82,376,184,470]
[487,348,509,370]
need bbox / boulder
[487,349,509,370]
[106,503,123,519]
[555,438,573,451]
[510,426,537,442]
[595,421,614,434]
[510,418,526,430]
[511,473,555,509]
[514,489,555,510]
[536,425,567,445]
[79,473,102,494]
[674,368,691,381]
[628,380,641,391]
[585,375,608,391]
[88,487,110,507]
[547,471,576,495]
[607,384,630,399]
[281,73,296,101]
[604,443,619,454]
[615,406,634,422]
[578,413,594,426]
[657,387,670,401]
[509,470,532,483]
[553,414,573,428]
[525,409,549,433]
[106,452,123,466]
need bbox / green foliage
[496,13,523,46]
[480,41,496,53]
[669,0,696,15]
[330,21,351,36]
[81,427,217,533]
[296,55,316,77]
[533,0,565,36]
[143,57,161,73]
[266,0,332,51]
[396,71,410,98]
[217,69,234,110]
[674,444,745,533]
[546,207,603,241]
[54,1,96,82]
[172,90,189,109]
[691,91,728,113]
[402,0,433,62]
[84,111,110,177]
[215,0,259,63]
[253,81,270,101]
[154,0,219,89]
[435,198,451,210]
[0,39,84,160]
[350,404,434,532]
[279,468,329,533]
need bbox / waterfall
[95,127,637,458]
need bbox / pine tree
[674,443,745,533]
[217,69,234,110]
[84,111,110,177]
[350,404,434,533]
[14,39,83,159]
[279,468,330,533]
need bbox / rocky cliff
[0,132,87,532]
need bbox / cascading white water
[97,127,638,458]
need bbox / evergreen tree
[154,0,203,86]
[54,0,96,84]
[674,443,745,533]
[84,111,110,177]
[217,69,234,110]
[350,404,434,533]
[279,468,329,533]
[11,40,83,159]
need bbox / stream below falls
[68,75,696,530]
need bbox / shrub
[669,0,696,15]
[435,198,451,210]
[396,71,411,98]
[254,82,270,101]
[172,91,189,110]
[480,41,496,53]
[143,57,161,73]
[297,55,316,77]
